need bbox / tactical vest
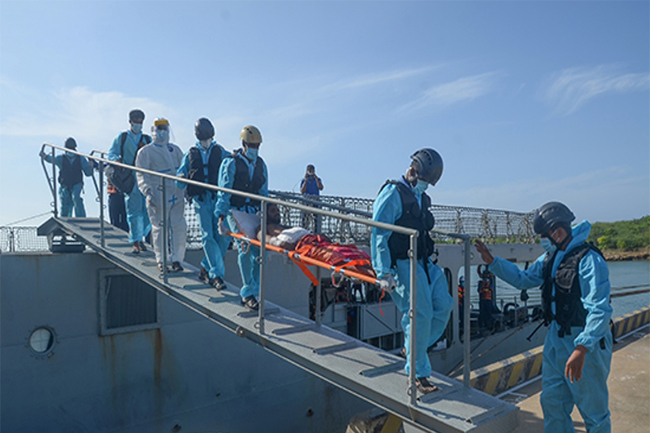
[58,155,82,188]
[382,180,435,267]
[229,150,266,210]
[186,145,223,200]
[541,243,604,337]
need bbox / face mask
[131,123,143,134]
[540,237,557,254]
[155,129,169,143]
[245,148,258,161]
[413,180,429,195]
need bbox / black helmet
[411,148,443,186]
[195,118,215,141]
[129,109,145,122]
[533,201,575,235]
[64,137,77,150]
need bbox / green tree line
[587,216,650,251]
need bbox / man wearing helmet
[40,137,94,217]
[475,202,612,433]
[108,109,153,253]
[215,125,268,311]
[371,148,454,393]
[177,118,231,290]
[135,118,187,274]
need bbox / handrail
[40,142,475,402]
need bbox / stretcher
[228,210,380,288]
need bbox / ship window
[99,269,159,335]
[29,327,55,354]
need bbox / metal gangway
[38,143,519,433]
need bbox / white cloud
[323,66,437,92]
[0,85,173,147]
[543,65,650,115]
[400,72,500,112]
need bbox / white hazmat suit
[136,134,186,266]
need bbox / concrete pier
[504,326,649,433]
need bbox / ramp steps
[38,217,519,433]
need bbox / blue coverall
[488,220,612,433]
[215,151,269,300]
[108,130,152,244]
[42,152,93,217]
[177,141,231,280]
[371,178,454,378]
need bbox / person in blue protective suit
[177,118,231,290]
[215,125,268,311]
[136,118,186,274]
[371,148,454,394]
[108,109,152,254]
[40,137,93,217]
[475,201,612,433]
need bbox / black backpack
[105,132,151,194]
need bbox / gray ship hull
[1,251,371,433]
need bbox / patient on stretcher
[236,203,375,279]
[255,203,310,250]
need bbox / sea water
[463,260,650,319]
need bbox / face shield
[151,118,174,144]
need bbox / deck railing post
[161,179,168,284]
[409,232,418,406]
[463,237,472,387]
[51,147,58,216]
[99,159,105,248]
[258,200,267,334]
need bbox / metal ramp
[39,217,518,433]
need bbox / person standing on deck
[108,109,152,253]
[371,148,453,394]
[40,137,93,217]
[215,125,268,311]
[136,118,186,274]
[475,202,612,433]
[177,118,231,290]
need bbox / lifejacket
[541,243,604,337]
[381,180,435,267]
[458,285,465,302]
[58,155,82,188]
[186,145,223,200]
[479,281,493,301]
[229,149,266,210]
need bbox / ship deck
[39,217,519,433]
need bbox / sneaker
[241,295,259,311]
[138,241,147,252]
[157,263,166,273]
[198,267,210,284]
[211,276,227,291]
[170,262,184,272]
[415,377,439,394]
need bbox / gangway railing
[39,142,503,431]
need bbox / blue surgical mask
[540,237,557,254]
[245,148,258,161]
[131,123,143,134]
[155,129,169,142]
[413,180,429,195]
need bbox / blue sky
[1,0,648,226]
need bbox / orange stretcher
[228,231,381,288]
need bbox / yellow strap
[380,413,402,433]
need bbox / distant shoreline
[603,249,650,262]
